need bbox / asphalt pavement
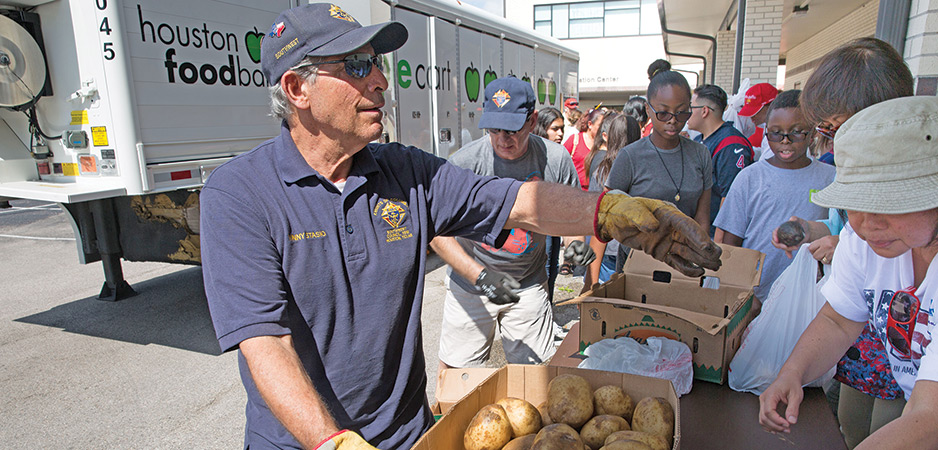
[0,199,581,448]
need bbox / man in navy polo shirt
[200,4,723,450]
[687,84,754,236]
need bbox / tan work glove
[593,190,722,277]
[314,430,379,450]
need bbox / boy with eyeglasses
[714,90,834,302]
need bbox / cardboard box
[560,244,764,384]
[415,364,680,449]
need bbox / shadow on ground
[15,266,221,355]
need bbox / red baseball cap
[738,83,779,117]
[564,97,579,109]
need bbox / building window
[534,0,660,39]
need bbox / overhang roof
[659,0,875,68]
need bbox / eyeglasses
[886,286,920,358]
[486,113,533,137]
[816,123,841,140]
[292,53,383,79]
[486,128,525,137]
[647,103,693,123]
[766,130,811,143]
[690,105,710,112]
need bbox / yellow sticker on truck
[70,110,88,125]
[91,127,108,146]
[62,163,79,176]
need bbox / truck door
[430,17,458,158]
[391,8,433,154]
[535,48,560,110]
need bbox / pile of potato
[463,374,674,450]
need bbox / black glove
[475,269,521,305]
[563,240,596,266]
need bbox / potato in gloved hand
[314,430,379,450]
[593,190,721,277]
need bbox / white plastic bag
[579,336,694,396]
[724,78,755,137]
[728,244,835,395]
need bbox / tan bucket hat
[812,96,938,214]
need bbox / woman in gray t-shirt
[605,70,713,229]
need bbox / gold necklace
[650,138,684,202]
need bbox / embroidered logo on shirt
[374,199,413,243]
[492,89,511,108]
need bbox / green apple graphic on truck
[548,80,557,104]
[465,63,480,102]
[244,27,263,63]
[483,67,498,88]
[536,77,547,104]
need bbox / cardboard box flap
[577,297,730,337]
[623,244,764,289]
[435,368,498,415]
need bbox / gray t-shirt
[448,134,580,292]
[588,150,618,257]
[605,136,713,218]
[713,159,835,300]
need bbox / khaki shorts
[438,275,556,367]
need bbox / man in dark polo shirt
[687,84,754,236]
[199,4,723,450]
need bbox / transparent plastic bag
[579,336,693,396]
[728,244,835,395]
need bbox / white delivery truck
[0,0,578,299]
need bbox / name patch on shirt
[374,198,413,243]
[289,231,328,242]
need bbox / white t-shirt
[821,224,938,399]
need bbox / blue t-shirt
[200,123,521,449]
[695,121,753,233]
[713,159,835,300]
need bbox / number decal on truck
[97,0,114,61]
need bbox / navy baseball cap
[478,76,537,131]
[261,3,408,84]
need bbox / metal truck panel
[429,16,458,158]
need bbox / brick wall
[715,30,737,92]
[905,0,938,95]
[741,0,783,84]
[784,0,879,90]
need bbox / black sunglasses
[647,103,692,123]
[293,53,383,79]
[766,130,810,143]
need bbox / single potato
[497,397,543,437]
[604,431,668,450]
[593,385,635,421]
[532,423,584,450]
[464,403,513,450]
[599,440,653,450]
[503,434,537,450]
[580,415,630,450]
[537,401,553,426]
[547,374,594,429]
[630,398,674,446]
